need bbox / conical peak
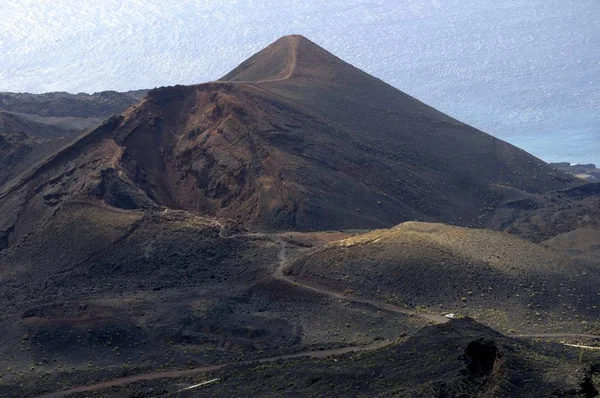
[220,35,301,83]
[261,34,313,52]
[273,34,307,43]
[220,34,348,84]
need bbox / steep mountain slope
[0,112,76,189]
[219,34,576,228]
[0,90,148,191]
[0,35,575,247]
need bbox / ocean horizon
[1,0,598,164]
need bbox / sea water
[1,0,598,164]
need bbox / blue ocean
[1,0,598,164]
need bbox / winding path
[275,239,600,340]
[36,342,389,398]
[216,220,600,339]
[272,238,449,323]
[269,238,600,340]
[37,222,600,397]
[212,35,299,85]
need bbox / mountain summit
[221,35,302,83]
[0,35,573,245]
[1,35,598,398]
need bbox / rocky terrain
[287,222,600,334]
[0,35,599,397]
[490,183,600,244]
[0,112,77,188]
[0,35,577,246]
[17,319,600,397]
[0,203,430,397]
[552,163,600,183]
[0,90,147,129]
[100,318,600,398]
[0,90,147,191]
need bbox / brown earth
[0,203,427,397]
[0,112,75,188]
[0,34,598,398]
[0,90,147,190]
[1,203,598,396]
[41,319,600,398]
[488,182,600,277]
[0,35,577,251]
[287,221,600,334]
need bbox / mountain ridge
[0,35,576,247]
[1,35,599,397]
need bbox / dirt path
[218,225,600,339]
[512,333,600,339]
[38,224,600,397]
[256,35,298,83]
[272,243,600,339]
[212,35,299,85]
[269,238,600,340]
[36,342,389,398]
[272,239,449,324]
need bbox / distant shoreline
[550,162,600,183]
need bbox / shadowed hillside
[0,90,148,191]
[0,112,77,189]
[0,35,575,248]
[287,221,600,333]
[38,319,599,398]
[180,318,599,398]
[0,35,596,398]
[0,90,147,119]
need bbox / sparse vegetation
[0,33,598,398]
